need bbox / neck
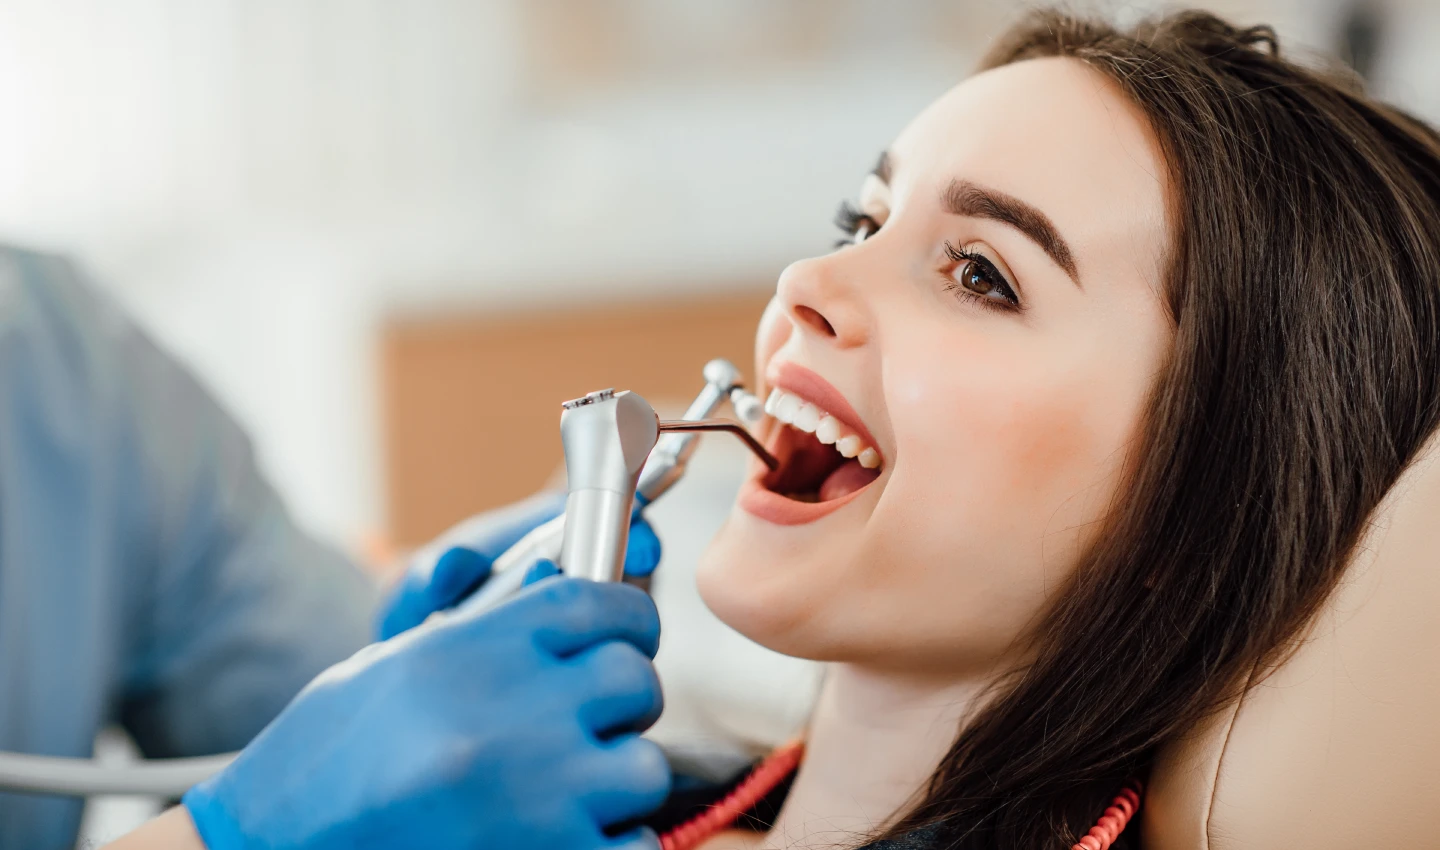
[761,663,991,849]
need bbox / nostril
[794,305,836,338]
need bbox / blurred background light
[3,0,1431,554]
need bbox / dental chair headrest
[1145,432,1440,848]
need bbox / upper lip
[765,360,882,454]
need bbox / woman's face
[698,58,1174,675]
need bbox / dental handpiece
[459,359,765,614]
[556,388,660,583]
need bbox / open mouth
[758,387,883,503]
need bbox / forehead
[889,57,1170,288]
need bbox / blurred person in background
[0,246,668,850]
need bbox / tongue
[818,458,880,501]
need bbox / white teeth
[776,393,802,423]
[764,387,885,470]
[815,416,841,445]
[792,403,821,433]
[764,389,783,417]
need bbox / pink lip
[736,360,882,526]
[766,361,881,451]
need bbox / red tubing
[659,740,805,850]
[659,741,1141,850]
[1071,781,1144,850]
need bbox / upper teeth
[764,388,883,469]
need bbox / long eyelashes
[834,200,880,248]
[943,241,1022,312]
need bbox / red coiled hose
[1071,780,1144,850]
[659,740,805,850]
[658,741,1141,850]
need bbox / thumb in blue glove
[377,492,662,640]
[185,571,672,850]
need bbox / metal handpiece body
[557,389,659,582]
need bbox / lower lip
[737,475,871,526]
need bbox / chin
[695,514,852,661]
[697,505,1038,673]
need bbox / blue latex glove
[377,491,662,640]
[184,567,671,850]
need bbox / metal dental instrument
[460,359,766,613]
[632,359,762,504]
[657,420,777,471]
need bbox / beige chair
[1146,434,1440,848]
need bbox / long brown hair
[876,9,1440,848]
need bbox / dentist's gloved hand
[184,570,670,850]
[377,491,662,640]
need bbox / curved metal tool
[658,419,777,471]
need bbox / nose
[774,254,872,349]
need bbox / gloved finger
[603,826,662,850]
[430,546,493,607]
[378,547,490,640]
[522,579,662,660]
[622,517,662,578]
[578,736,672,829]
[376,491,567,640]
[377,563,461,641]
[522,558,562,587]
[572,641,664,738]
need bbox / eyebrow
[871,151,1081,287]
[942,180,1080,285]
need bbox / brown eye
[958,260,1000,297]
[943,241,1021,310]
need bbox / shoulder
[0,245,129,450]
[0,244,140,411]
[0,244,122,350]
[0,243,264,528]
[0,241,250,452]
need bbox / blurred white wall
[0,0,960,549]
[0,0,1434,550]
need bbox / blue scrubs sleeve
[116,468,380,759]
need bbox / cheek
[980,391,1108,498]
[839,336,1138,666]
[885,333,1135,567]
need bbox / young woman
[669,8,1440,849]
